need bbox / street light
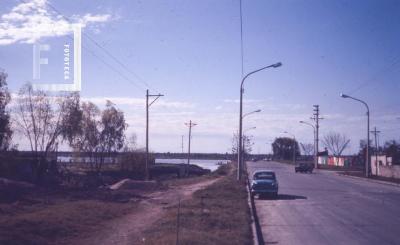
[237,62,282,180]
[283,131,296,165]
[243,109,261,118]
[244,126,257,132]
[240,111,260,171]
[340,93,370,177]
[299,120,317,169]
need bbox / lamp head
[299,120,304,123]
[255,109,261,113]
[272,62,282,68]
[340,93,349,98]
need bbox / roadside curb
[245,173,265,245]
[337,173,400,187]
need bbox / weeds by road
[142,164,252,245]
[0,167,225,245]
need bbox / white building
[371,155,392,176]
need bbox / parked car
[295,163,314,173]
[250,170,278,198]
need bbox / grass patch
[0,195,138,245]
[143,164,252,245]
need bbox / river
[155,159,230,171]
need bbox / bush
[118,151,154,179]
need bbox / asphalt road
[246,161,400,245]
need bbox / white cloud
[223,99,264,104]
[81,96,196,110]
[0,0,111,45]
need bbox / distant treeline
[14,151,275,161]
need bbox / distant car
[295,163,314,173]
[250,170,278,198]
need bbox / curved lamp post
[240,110,260,172]
[243,109,261,119]
[299,120,317,169]
[238,62,282,180]
[340,93,370,177]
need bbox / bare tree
[0,70,12,151]
[123,133,138,152]
[322,132,350,163]
[300,143,314,156]
[231,131,253,156]
[13,83,72,181]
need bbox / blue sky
[1,0,399,154]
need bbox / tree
[231,131,253,157]
[0,70,12,151]
[322,132,350,164]
[272,137,300,160]
[123,133,138,152]
[119,133,149,178]
[62,99,127,173]
[14,83,72,182]
[300,143,314,156]
[383,140,400,165]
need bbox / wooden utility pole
[181,135,184,154]
[146,89,164,180]
[184,120,197,175]
[311,105,323,169]
[370,127,381,176]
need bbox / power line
[44,1,159,93]
[17,0,158,93]
[347,55,400,95]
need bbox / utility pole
[370,127,381,176]
[292,137,296,165]
[185,120,197,176]
[146,89,164,180]
[181,135,184,154]
[311,105,323,169]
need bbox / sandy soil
[73,177,220,245]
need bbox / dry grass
[143,164,252,245]
[0,164,234,245]
[0,189,140,245]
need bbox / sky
[0,0,399,154]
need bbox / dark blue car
[250,170,279,198]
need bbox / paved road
[247,161,400,245]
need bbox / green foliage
[272,137,300,160]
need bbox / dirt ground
[67,177,220,245]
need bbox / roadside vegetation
[0,168,220,245]
[142,163,253,245]
[0,183,143,245]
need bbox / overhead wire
[16,0,158,93]
[346,55,400,95]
